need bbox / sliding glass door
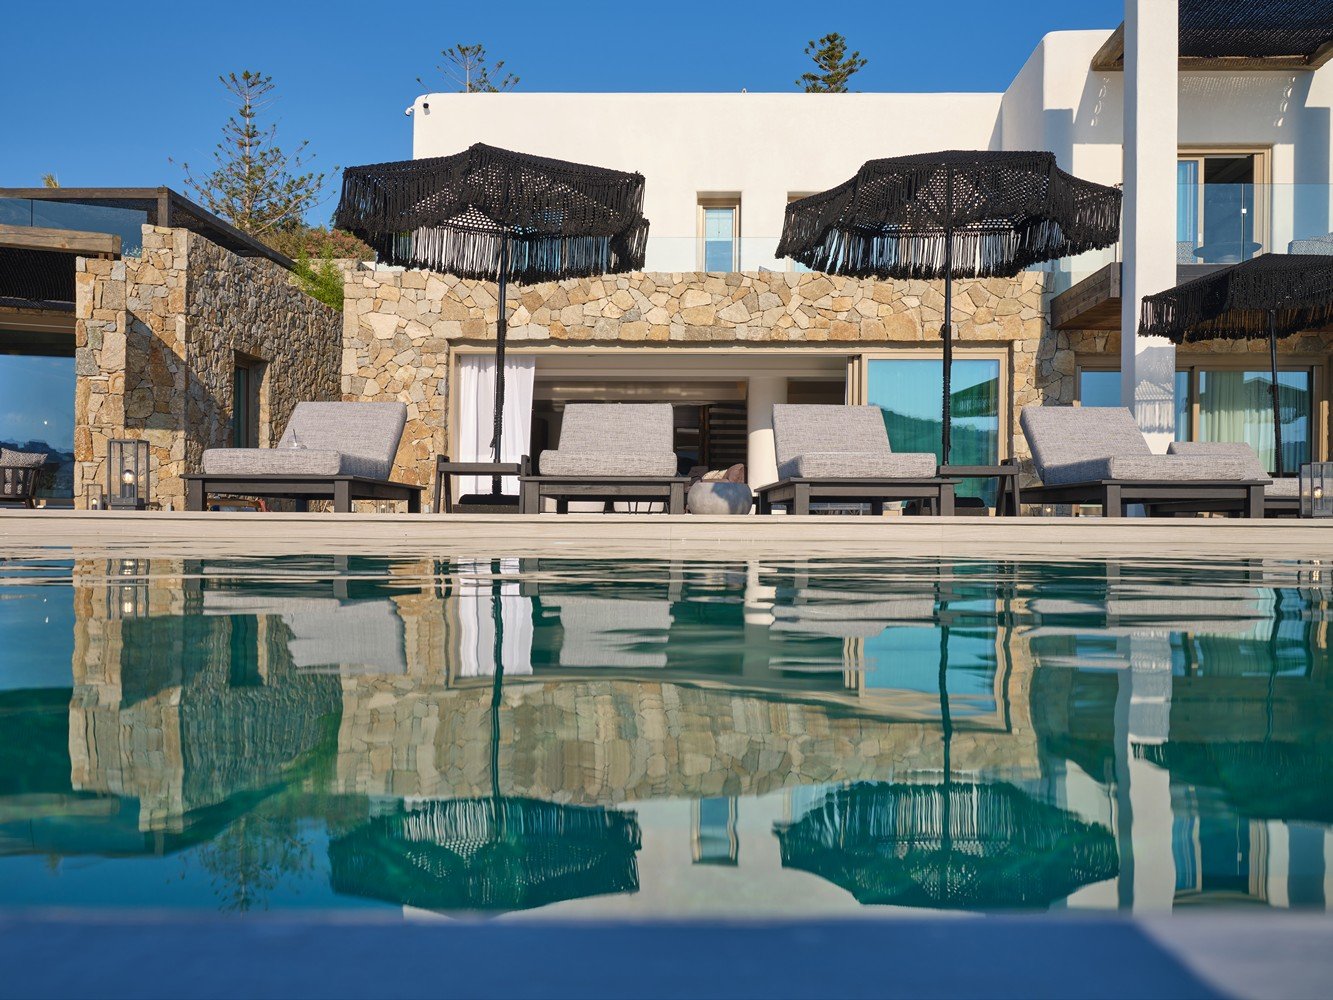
[865,356,1002,505]
[1197,369,1311,474]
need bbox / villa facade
[3,6,1333,506]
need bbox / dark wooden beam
[0,224,120,258]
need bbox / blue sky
[1,0,1123,225]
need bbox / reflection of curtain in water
[457,559,533,677]
[456,356,535,495]
[1198,371,1309,473]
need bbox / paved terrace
[2,510,1332,561]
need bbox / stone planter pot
[688,480,753,515]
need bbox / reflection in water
[0,554,1329,916]
[776,781,1119,909]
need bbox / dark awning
[1093,0,1333,70]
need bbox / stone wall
[74,227,341,508]
[344,267,1069,489]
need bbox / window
[698,198,739,271]
[1077,365,1312,474]
[232,355,263,448]
[1177,151,1267,264]
[866,356,1003,505]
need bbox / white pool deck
[3,509,1333,560]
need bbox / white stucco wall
[409,29,1333,279]
[412,93,1003,271]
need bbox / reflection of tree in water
[196,806,316,913]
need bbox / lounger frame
[519,473,689,514]
[184,474,422,513]
[755,478,958,516]
[1021,480,1267,518]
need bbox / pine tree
[174,71,326,239]
[419,44,519,93]
[796,33,868,93]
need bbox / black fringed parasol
[778,151,1122,462]
[335,144,650,498]
[1140,253,1333,477]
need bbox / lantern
[107,439,150,511]
[1299,463,1333,519]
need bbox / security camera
[404,105,414,116]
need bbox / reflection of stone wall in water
[334,677,1041,805]
[69,561,342,832]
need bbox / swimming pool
[1,553,1329,917]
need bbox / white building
[355,1,1333,497]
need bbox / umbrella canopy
[1139,252,1333,343]
[334,144,650,491]
[334,143,649,281]
[1140,253,1333,476]
[329,796,642,913]
[774,780,1119,910]
[779,151,1121,462]
[777,151,1121,280]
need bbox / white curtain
[457,356,535,496]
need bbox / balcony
[1050,183,1333,331]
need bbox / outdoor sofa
[519,403,688,514]
[0,447,46,509]
[1019,406,1268,518]
[185,402,421,513]
[755,404,956,515]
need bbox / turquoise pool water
[0,554,1330,917]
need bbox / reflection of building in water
[67,558,344,833]
[334,559,1043,805]
[1027,561,1333,911]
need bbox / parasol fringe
[1140,252,1333,343]
[334,143,649,282]
[778,150,1122,279]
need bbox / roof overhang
[0,187,293,269]
[1051,263,1235,331]
[1092,3,1333,73]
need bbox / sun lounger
[519,403,687,514]
[755,404,956,515]
[185,402,421,513]
[1019,406,1267,517]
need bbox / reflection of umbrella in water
[774,607,1118,910]
[329,562,642,912]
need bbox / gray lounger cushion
[540,451,678,477]
[202,448,386,479]
[792,452,938,479]
[201,402,407,481]
[1169,441,1292,496]
[773,404,936,481]
[537,403,678,478]
[1041,454,1255,486]
[1021,405,1260,486]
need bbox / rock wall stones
[346,266,1069,489]
[74,227,341,508]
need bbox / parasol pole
[941,165,955,466]
[489,235,512,496]
[937,596,953,890]
[1268,308,1284,479]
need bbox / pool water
[1,553,1330,917]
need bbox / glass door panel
[866,357,1001,505]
